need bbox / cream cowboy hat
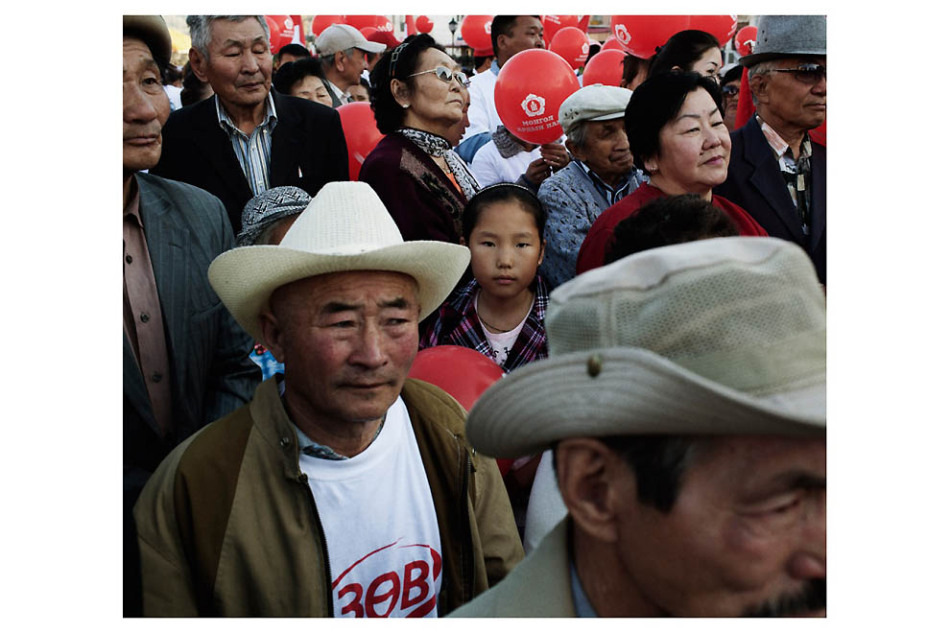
[208,181,471,342]
[466,237,826,459]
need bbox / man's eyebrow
[379,297,412,310]
[321,302,359,315]
[771,471,826,492]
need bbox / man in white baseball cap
[451,236,826,617]
[134,181,523,616]
[315,23,386,106]
[538,83,646,289]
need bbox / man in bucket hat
[715,15,827,285]
[451,236,826,617]
[134,181,523,617]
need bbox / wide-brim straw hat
[208,181,471,342]
[466,237,826,459]
[739,15,827,67]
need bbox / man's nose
[124,83,159,123]
[351,324,387,368]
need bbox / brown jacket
[134,377,523,616]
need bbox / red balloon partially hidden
[409,346,504,412]
[581,48,626,87]
[265,15,295,54]
[360,26,376,40]
[416,15,434,34]
[344,15,393,33]
[461,15,493,50]
[609,15,690,58]
[409,345,510,475]
[549,26,589,70]
[338,103,384,181]
[310,15,343,39]
[601,37,625,52]
[735,25,758,57]
[542,15,580,47]
[495,49,580,144]
[689,15,738,47]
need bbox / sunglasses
[767,63,826,85]
[407,65,469,87]
[721,84,740,97]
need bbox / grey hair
[319,47,358,71]
[565,120,590,152]
[746,59,781,107]
[186,15,269,59]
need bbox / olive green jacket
[134,377,523,616]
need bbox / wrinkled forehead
[209,16,267,42]
[270,270,421,315]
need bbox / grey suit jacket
[449,519,577,617]
[124,173,260,497]
[715,117,826,284]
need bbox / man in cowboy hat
[451,236,826,617]
[715,15,827,284]
[123,14,260,615]
[133,181,523,617]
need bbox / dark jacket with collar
[715,116,827,284]
[151,91,349,234]
[134,377,524,616]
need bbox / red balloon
[409,345,511,476]
[549,26,590,70]
[344,15,392,33]
[735,25,758,57]
[310,15,343,38]
[577,15,592,33]
[495,48,580,144]
[609,15,691,58]
[416,15,434,34]
[581,49,626,87]
[265,15,295,54]
[689,15,738,47]
[542,15,579,47]
[461,15,493,51]
[601,37,625,52]
[360,26,376,40]
[338,103,384,181]
[409,346,504,411]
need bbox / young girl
[420,183,549,374]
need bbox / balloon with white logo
[495,48,580,144]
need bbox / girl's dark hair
[369,34,446,134]
[648,29,722,78]
[461,184,547,242]
[625,71,723,172]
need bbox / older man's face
[265,271,421,434]
[123,37,170,173]
[612,435,826,617]
[192,17,272,112]
[570,118,634,185]
[754,56,827,135]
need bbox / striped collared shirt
[215,93,279,196]
[576,159,637,207]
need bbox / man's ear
[565,139,585,163]
[259,310,286,363]
[188,48,208,82]
[556,438,632,544]
[749,73,769,104]
[335,50,347,72]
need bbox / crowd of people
[123,13,827,617]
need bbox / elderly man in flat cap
[538,84,646,289]
[122,15,260,616]
[451,236,826,617]
[716,15,827,284]
[133,181,523,617]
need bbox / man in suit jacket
[715,15,827,284]
[151,15,349,234]
[123,15,260,615]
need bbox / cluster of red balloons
[608,15,738,59]
[265,15,296,54]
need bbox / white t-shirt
[298,397,443,617]
[470,141,542,188]
[476,291,531,367]
[460,66,500,144]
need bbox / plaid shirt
[419,276,550,374]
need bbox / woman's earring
[401,102,410,109]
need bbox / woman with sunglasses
[576,71,768,274]
[360,34,479,243]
